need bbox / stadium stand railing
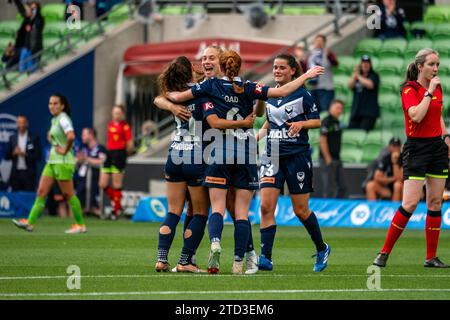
[0,0,138,91]
[0,0,366,91]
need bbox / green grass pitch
[1,217,449,300]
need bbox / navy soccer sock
[260,225,277,260]
[208,212,224,243]
[157,212,181,263]
[234,219,250,261]
[183,214,193,233]
[246,220,255,252]
[179,215,208,265]
[233,217,254,252]
[300,211,326,252]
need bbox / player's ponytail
[219,50,244,94]
[401,48,439,89]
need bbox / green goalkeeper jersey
[48,112,75,165]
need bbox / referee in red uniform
[99,105,134,219]
[373,48,449,268]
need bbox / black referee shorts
[102,149,127,174]
[402,136,449,181]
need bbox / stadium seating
[434,40,450,57]
[410,21,435,39]
[333,74,349,93]
[379,75,402,95]
[378,39,407,59]
[431,24,450,41]
[108,4,131,23]
[378,92,400,115]
[439,57,450,76]
[354,38,382,58]
[0,21,20,39]
[41,3,66,22]
[342,129,366,148]
[405,39,433,60]
[340,146,363,163]
[361,142,382,163]
[332,56,357,76]
[377,57,405,76]
[160,5,205,15]
[281,6,326,15]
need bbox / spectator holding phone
[348,55,380,132]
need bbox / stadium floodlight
[238,1,269,29]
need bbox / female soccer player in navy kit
[168,51,324,274]
[256,54,330,272]
[155,46,261,274]
[154,56,217,273]
[373,48,449,268]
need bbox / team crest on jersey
[203,102,214,111]
[297,172,305,182]
[285,105,293,115]
[310,104,318,113]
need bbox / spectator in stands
[348,55,380,132]
[307,34,338,112]
[375,0,407,40]
[136,120,158,154]
[293,41,307,74]
[12,0,44,73]
[64,0,86,21]
[319,99,347,198]
[1,42,20,70]
[365,137,403,201]
[92,0,111,18]
[5,115,41,192]
[75,128,106,217]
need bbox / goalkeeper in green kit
[13,94,87,234]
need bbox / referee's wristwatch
[424,91,433,98]
[443,134,450,142]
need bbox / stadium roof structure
[122,37,291,76]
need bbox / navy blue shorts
[203,163,259,190]
[164,155,205,187]
[259,152,313,194]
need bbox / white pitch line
[2,274,450,281]
[1,288,450,297]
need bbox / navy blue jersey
[169,95,212,164]
[265,87,320,158]
[192,77,269,120]
[192,77,269,163]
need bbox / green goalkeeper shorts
[42,163,75,181]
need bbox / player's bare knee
[366,180,376,192]
[62,192,73,200]
[402,201,417,213]
[159,225,171,234]
[37,188,47,198]
[260,201,276,217]
[427,197,442,211]
[294,207,310,220]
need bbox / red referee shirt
[401,80,443,138]
[107,120,132,150]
